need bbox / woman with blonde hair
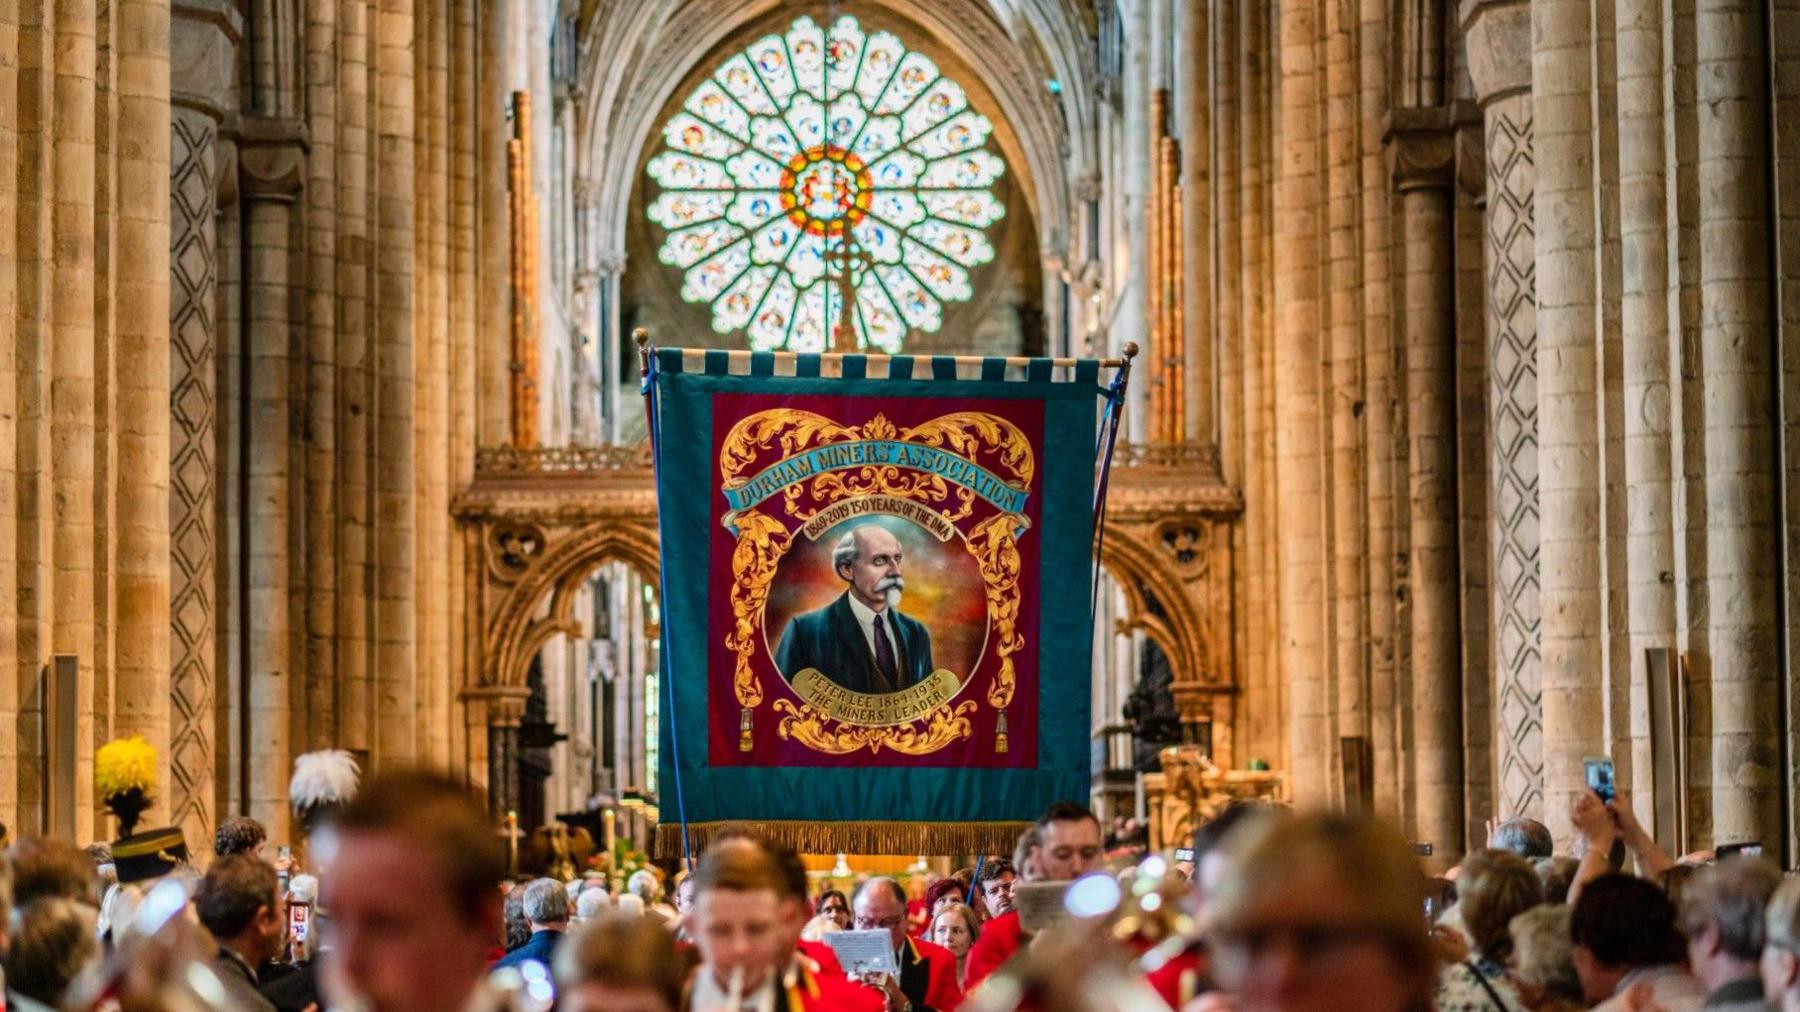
[1204,812,1435,1012]
[1435,849,1542,1011]
[930,901,982,990]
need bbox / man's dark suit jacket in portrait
[775,592,934,694]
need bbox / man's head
[1030,803,1105,882]
[1486,818,1554,859]
[1569,873,1687,1003]
[1,897,98,1006]
[688,839,790,993]
[627,869,662,904]
[1192,802,1268,903]
[214,815,269,858]
[834,525,905,612]
[1678,856,1781,990]
[523,876,572,932]
[1206,813,1434,1012]
[1764,875,1800,1002]
[854,877,911,951]
[1509,905,1584,1009]
[977,859,1017,916]
[321,770,505,1012]
[555,911,685,1012]
[7,837,98,907]
[196,855,284,964]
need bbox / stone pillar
[1325,0,1367,763]
[374,0,418,765]
[1390,111,1464,858]
[51,0,101,834]
[1695,0,1780,844]
[449,0,480,778]
[1360,0,1399,818]
[1462,0,1543,821]
[303,0,340,753]
[1275,0,1329,805]
[169,103,220,846]
[239,118,305,838]
[335,0,373,756]
[112,0,175,812]
[1533,0,1606,842]
[477,0,513,448]
[170,0,240,846]
[414,0,452,767]
[0,0,18,833]
[595,251,625,442]
[1178,0,1212,445]
[1238,0,1283,769]
[1615,0,1677,811]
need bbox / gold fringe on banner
[655,821,1033,860]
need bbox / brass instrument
[960,853,1204,1012]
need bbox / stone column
[477,0,513,448]
[1461,0,1543,821]
[239,117,305,838]
[374,0,418,764]
[1238,0,1283,768]
[1695,0,1780,844]
[303,0,340,752]
[1178,0,1212,444]
[1326,0,1368,765]
[1615,0,1677,809]
[335,0,372,755]
[1360,0,1399,817]
[51,0,101,834]
[1390,111,1464,857]
[170,0,240,849]
[0,0,18,833]
[1533,0,1606,842]
[112,0,175,808]
[414,0,452,766]
[1275,0,1330,805]
[169,104,220,845]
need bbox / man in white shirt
[774,525,935,694]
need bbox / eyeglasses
[1209,922,1397,978]
[855,913,906,930]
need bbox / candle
[603,808,617,889]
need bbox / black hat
[112,827,189,884]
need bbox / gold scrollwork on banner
[719,408,1035,757]
[773,699,980,755]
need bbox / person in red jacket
[963,802,1107,993]
[853,877,963,1012]
[682,838,881,1012]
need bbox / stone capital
[238,116,309,201]
[1386,107,1458,192]
[172,0,244,121]
[461,684,534,727]
[1460,0,1532,106]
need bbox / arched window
[645,15,1007,352]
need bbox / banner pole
[638,328,695,871]
[1090,341,1137,634]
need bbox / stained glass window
[646,15,1007,352]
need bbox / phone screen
[289,902,311,956]
[1719,842,1765,858]
[1584,756,1616,802]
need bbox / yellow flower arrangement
[95,735,158,800]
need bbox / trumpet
[960,853,1201,1012]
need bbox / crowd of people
[3,770,1800,1011]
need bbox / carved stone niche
[1143,746,1285,853]
[1104,444,1243,765]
